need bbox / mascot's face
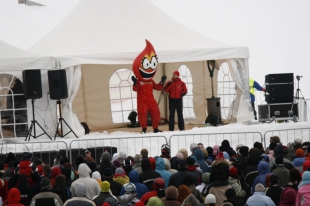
[132,40,158,81]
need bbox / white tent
[28,0,253,133]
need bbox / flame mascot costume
[132,40,166,133]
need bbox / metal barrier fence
[69,135,168,163]
[263,127,310,149]
[169,132,263,156]
[0,140,68,166]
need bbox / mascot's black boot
[154,128,162,133]
[142,128,147,134]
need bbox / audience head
[254,183,265,192]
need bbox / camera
[85,149,89,155]
[296,75,303,81]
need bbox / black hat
[178,159,186,168]
[239,146,249,156]
[221,140,230,147]
[254,142,263,150]
[186,157,195,166]
[275,156,284,165]
[40,178,51,189]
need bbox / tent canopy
[0,40,53,71]
[29,0,249,67]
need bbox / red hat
[173,71,180,76]
[296,148,305,158]
[229,166,238,178]
[215,152,225,161]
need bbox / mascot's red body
[132,40,163,133]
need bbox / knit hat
[222,140,230,147]
[113,160,121,168]
[153,178,165,189]
[255,183,265,192]
[21,152,30,160]
[215,152,225,161]
[124,182,136,192]
[225,188,236,198]
[75,183,87,197]
[100,152,111,163]
[178,148,188,159]
[115,167,125,175]
[165,186,178,199]
[92,171,101,180]
[112,153,119,161]
[186,157,195,166]
[118,151,126,160]
[101,181,110,192]
[104,197,117,206]
[239,146,249,156]
[296,148,305,157]
[229,166,238,178]
[254,142,263,150]
[178,159,186,168]
[103,168,113,178]
[140,149,148,158]
[175,153,184,159]
[40,177,51,189]
[173,71,180,77]
[202,172,210,184]
[294,137,303,145]
[134,154,142,163]
[102,203,111,206]
[205,194,216,204]
[190,143,198,152]
[212,145,219,155]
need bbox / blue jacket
[250,79,264,102]
[194,149,209,173]
[252,161,272,194]
[119,170,149,198]
[246,192,276,206]
[155,158,171,188]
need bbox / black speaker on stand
[48,70,78,139]
[23,70,52,141]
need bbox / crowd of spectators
[0,136,309,206]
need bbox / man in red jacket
[164,71,187,131]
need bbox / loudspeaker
[48,70,68,100]
[205,112,221,126]
[265,93,294,104]
[22,69,42,100]
[266,83,294,94]
[265,73,294,84]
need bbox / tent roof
[29,0,249,68]
[0,40,52,71]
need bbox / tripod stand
[54,99,78,140]
[25,99,52,141]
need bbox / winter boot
[154,128,162,133]
[141,128,147,134]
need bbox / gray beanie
[100,152,111,163]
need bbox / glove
[262,88,266,93]
[131,76,137,85]
[161,75,167,84]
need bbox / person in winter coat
[117,182,140,206]
[51,167,61,187]
[246,183,275,206]
[30,177,63,206]
[92,171,102,186]
[52,174,69,204]
[278,186,297,206]
[181,194,200,206]
[249,78,266,120]
[119,170,149,199]
[168,160,198,189]
[155,158,171,188]
[182,175,204,204]
[162,186,181,206]
[70,163,100,200]
[228,166,246,197]
[64,183,95,206]
[92,181,116,206]
[296,171,310,206]
[265,174,283,206]
[186,157,202,184]
[138,159,161,191]
[252,161,272,194]
[223,188,245,206]
[193,149,210,173]
[162,158,178,175]
[164,70,187,131]
[113,168,129,186]
[4,188,24,206]
[140,178,165,205]
[292,148,305,172]
[102,168,123,197]
[271,156,290,188]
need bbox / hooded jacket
[119,170,149,199]
[163,158,178,175]
[70,163,100,200]
[193,149,209,173]
[155,158,171,188]
[252,161,272,194]
[5,188,24,206]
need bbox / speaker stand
[25,99,52,141]
[54,99,78,140]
